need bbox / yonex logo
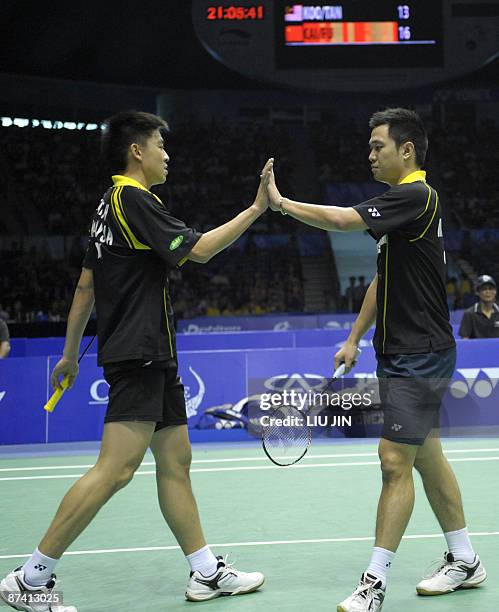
[169,235,184,251]
[34,564,47,571]
[368,207,381,217]
[450,368,499,399]
[391,424,403,431]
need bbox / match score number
[397,5,410,19]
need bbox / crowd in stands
[341,273,486,315]
[0,235,305,324]
[0,127,104,234]
[0,120,296,236]
[1,109,498,324]
[311,116,499,229]
[313,122,371,188]
[445,273,476,310]
[429,118,499,229]
[0,241,81,323]
[342,276,369,313]
[1,120,303,322]
[160,119,296,234]
[171,235,304,319]
[5,115,498,237]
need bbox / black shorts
[377,346,456,446]
[103,358,188,431]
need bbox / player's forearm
[280,198,349,231]
[63,286,95,361]
[191,204,263,263]
[347,275,378,344]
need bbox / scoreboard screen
[275,1,443,68]
[192,0,497,91]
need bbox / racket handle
[44,377,69,413]
[332,363,346,379]
[333,348,362,379]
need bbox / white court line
[1,531,499,561]
[1,456,499,482]
[1,447,499,473]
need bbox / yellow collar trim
[399,170,426,185]
[111,175,162,203]
[112,175,151,191]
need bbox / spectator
[458,272,471,300]
[459,275,499,339]
[345,276,356,312]
[205,300,221,316]
[446,276,457,310]
[0,304,9,321]
[0,318,10,358]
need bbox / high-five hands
[262,159,282,212]
[253,158,274,213]
[255,157,285,214]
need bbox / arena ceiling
[0,1,253,89]
[1,1,498,90]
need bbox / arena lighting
[0,116,103,130]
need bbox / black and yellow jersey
[354,170,455,356]
[83,175,201,366]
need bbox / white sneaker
[337,572,385,612]
[185,555,264,602]
[0,567,77,611]
[416,551,486,595]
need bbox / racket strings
[262,405,311,464]
[266,428,308,452]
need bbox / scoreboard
[192,1,499,91]
[276,2,443,68]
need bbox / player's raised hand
[266,166,282,212]
[51,356,79,391]
[253,158,274,213]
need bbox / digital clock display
[206,5,265,20]
[276,1,443,68]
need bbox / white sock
[186,545,218,576]
[22,548,59,587]
[444,527,475,563]
[366,547,395,586]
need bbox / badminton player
[264,108,486,611]
[0,111,270,611]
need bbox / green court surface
[1,438,498,611]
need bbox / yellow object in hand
[44,376,70,413]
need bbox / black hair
[369,107,428,167]
[101,110,169,173]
